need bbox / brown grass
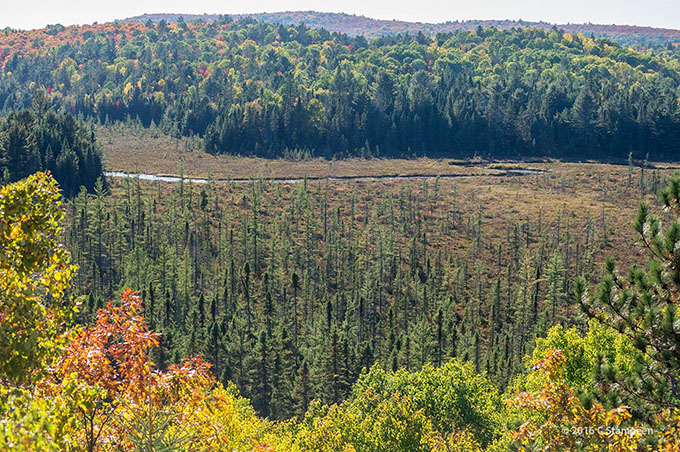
[98,125,505,179]
[100,123,679,274]
[104,153,675,279]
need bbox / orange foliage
[510,349,642,451]
[657,412,680,451]
[57,288,160,401]
[0,22,149,69]
[47,288,226,451]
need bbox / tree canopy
[0,100,103,196]
[2,20,680,160]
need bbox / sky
[1,0,678,30]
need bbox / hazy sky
[2,0,679,30]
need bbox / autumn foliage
[53,287,278,451]
[4,170,680,450]
[0,173,272,451]
[58,288,161,400]
[510,349,641,451]
[0,171,77,385]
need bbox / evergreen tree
[577,173,680,420]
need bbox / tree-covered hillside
[2,19,680,160]
[63,159,671,425]
[128,11,680,47]
[0,98,102,196]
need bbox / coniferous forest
[0,98,103,195]
[61,166,648,418]
[2,13,680,452]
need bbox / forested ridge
[2,13,680,452]
[127,11,680,46]
[2,19,680,160]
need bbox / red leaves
[167,356,213,381]
[52,288,217,450]
[58,288,160,401]
[58,287,214,405]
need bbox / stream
[104,167,548,184]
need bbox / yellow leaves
[509,348,648,451]
[0,172,77,385]
[46,287,288,451]
[284,360,504,452]
[0,387,77,451]
[656,411,680,451]
[152,91,165,103]
[532,348,567,381]
[145,381,280,452]
[427,429,483,452]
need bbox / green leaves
[579,171,680,424]
[291,359,502,452]
[348,360,503,448]
[0,387,76,451]
[0,172,78,385]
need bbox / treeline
[64,172,624,420]
[128,12,680,47]
[0,98,103,196]
[2,20,680,160]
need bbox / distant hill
[3,18,680,160]
[124,11,680,47]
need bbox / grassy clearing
[102,157,672,276]
[98,123,676,277]
[98,125,505,179]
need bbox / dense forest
[0,98,102,196]
[128,11,680,46]
[2,171,679,450]
[2,19,680,160]
[61,161,668,421]
[2,16,680,451]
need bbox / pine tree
[545,250,566,324]
[412,319,433,369]
[251,331,272,417]
[321,327,342,405]
[577,175,680,420]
